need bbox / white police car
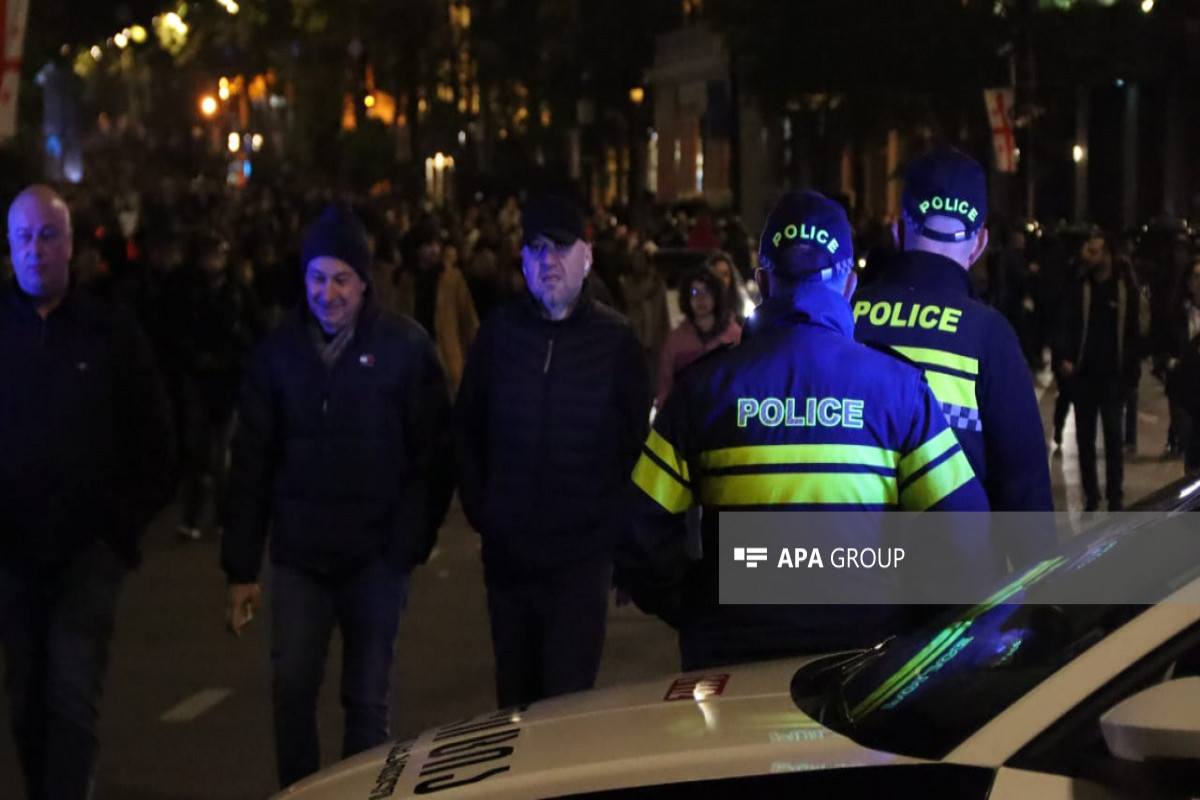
[276,475,1200,799]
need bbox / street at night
[4,0,1200,798]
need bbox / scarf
[309,315,358,370]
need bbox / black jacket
[221,304,452,583]
[1054,265,1142,387]
[453,288,651,576]
[0,284,176,568]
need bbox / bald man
[0,185,176,799]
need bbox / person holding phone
[221,204,452,789]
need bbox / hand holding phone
[226,582,262,638]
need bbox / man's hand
[225,583,262,638]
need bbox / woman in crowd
[655,265,742,410]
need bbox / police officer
[854,150,1054,561]
[616,191,992,671]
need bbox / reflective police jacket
[854,252,1054,533]
[616,285,991,669]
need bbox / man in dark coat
[221,205,452,789]
[0,185,176,800]
[1054,232,1142,511]
[454,195,651,708]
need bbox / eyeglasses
[8,227,65,247]
[689,286,712,297]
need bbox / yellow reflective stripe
[699,473,898,507]
[632,453,693,513]
[699,444,900,472]
[898,427,958,484]
[645,428,690,483]
[924,371,978,410]
[900,451,975,511]
[892,346,979,376]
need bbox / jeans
[1124,383,1139,448]
[485,556,612,709]
[1075,379,1126,509]
[0,540,126,800]
[1182,410,1200,473]
[1053,376,1074,444]
[270,560,409,789]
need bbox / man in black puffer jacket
[454,195,651,709]
[221,205,452,789]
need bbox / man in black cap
[854,149,1055,559]
[453,194,651,707]
[617,190,992,670]
[221,205,453,788]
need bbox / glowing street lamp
[200,95,219,117]
[1073,145,1085,164]
[1141,0,1154,12]
[629,87,645,105]
[228,132,241,153]
[114,32,129,49]
[129,25,148,44]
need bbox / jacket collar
[3,281,75,324]
[296,297,380,340]
[880,250,976,299]
[748,283,855,340]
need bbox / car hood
[274,657,915,799]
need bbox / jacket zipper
[535,336,555,510]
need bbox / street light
[228,132,241,153]
[629,87,645,105]
[364,95,376,109]
[200,95,218,117]
[114,33,129,49]
[1073,145,1085,163]
[129,25,148,44]
[1141,0,1153,12]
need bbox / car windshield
[792,475,1200,761]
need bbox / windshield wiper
[791,637,895,730]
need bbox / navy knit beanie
[301,205,372,285]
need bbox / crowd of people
[2,153,1200,799]
[972,218,1200,500]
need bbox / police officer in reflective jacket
[617,191,992,670]
[853,149,1054,565]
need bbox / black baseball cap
[902,148,988,243]
[522,195,585,247]
[758,190,854,282]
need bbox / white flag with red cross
[0,0,30,142]
[983,88,1017,174]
